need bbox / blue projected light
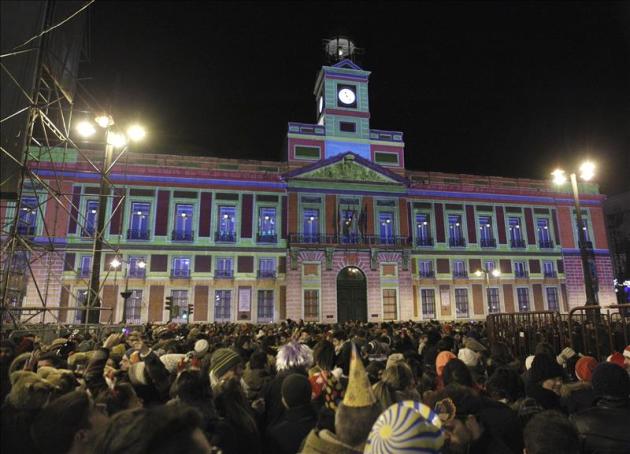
[325,140,370,160]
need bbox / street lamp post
[474,267,501,313]
[551,162,598,307]
[110,257,145,324]
[76,117,145,326]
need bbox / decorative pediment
[287,153,406,185]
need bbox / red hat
[623,345,630,360]
[607,352,625,368]
[575,356,598,382]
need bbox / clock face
[338,88,356,105]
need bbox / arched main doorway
[337,266,367,322]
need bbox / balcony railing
[453,270,468,278]
[215,269,233,279]
[288,233,411,247]
[415,237,434,247]
[16,225,36,236]
[449,237,466,247]
[539,240,554,249]
[215,231,236,243]
[419,270,435,278]
[171,269,191,279]
[257,270,276,279]
[544,271,557,278]
[480,238,496,248]
[127,228,150,240]
[510,238,526,248]
[515,270,529,278]
[128,269,146,279]
[172,230,194,242]
[256,233,277,243]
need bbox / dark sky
[85,1,630,195]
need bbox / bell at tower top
[324,36,361,64]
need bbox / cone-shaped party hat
[342,342,376,408]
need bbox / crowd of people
[1,319,630,454]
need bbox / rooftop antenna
[324,36,362,64]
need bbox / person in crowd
[561,355,597,413]
[301,345,383,453]
[93,405,213,454]
[571,362,630,453]
[209,347,244,392]
[522,410,579,454]
[214,376,261,453]
[265,373,317,454]
[435,350,456,390]
[30,390,109,454]
[525,353,565,412]
[372,361,420,409]
[243,350,272,401]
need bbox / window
[517,288,530,312]
[537,218,553,248]
[75,289,88,323]
[125,290,143,323]
[257,290,274,321]
[487,288,500,314]
[258,257,275,278]
[576,217,591,246]
[215,290,232,321]
[448,214,465,247]
[78,256,92,277]
[129,202,150,239]
[419,260,434,278]
[17,197,38,235]
[421,289,436,319]
[217,206,236,242]
[455,288,469,318]
[546,287,560,311]
[339,121,356,132]
[508,217,525,248]
[379,212,395,244]
[215,257,233,278]
[128,256,146,278]
[484,260,496,273]
[340,207,359,244]
[173,204,194,241]
[543,261,555,278]
[172,257,191,278]
[383,289,397,320]
[453,260,467,278]
[258,207,277,242]
[514,261,528,278]
[479,215,495,247]
[303,208,320,243]
[171,290,188,322]
[82,200,99,237]
[304,289,319,321]
[415,213,433,246]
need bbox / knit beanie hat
[575,356,598,382]
[210,348,242,379]
[606,352,625,367]
[281,373,311,408]
[194,339,209,357]
[160,353,187,374]
[365,402,445,454]
[591,362,630,398]
[458,348,479,367]
[436,351,456,377]
[530,353,563,383]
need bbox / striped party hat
[364,402,445,454]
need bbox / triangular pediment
[332,59,363,70]
[285,153,406,185]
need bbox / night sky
[85,1,630,195]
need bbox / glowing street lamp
[551,161,598,306]
[127,124,146,142]
[76,121,96,137]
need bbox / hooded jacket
[570,395,630,454]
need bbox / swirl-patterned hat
[364,401,444,453]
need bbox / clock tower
[313,38,372,160]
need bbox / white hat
[525,355,535,370]
[458,348,479,367]
[160,353,186,373]
[128,362,147,386]
[194,339,209,357]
